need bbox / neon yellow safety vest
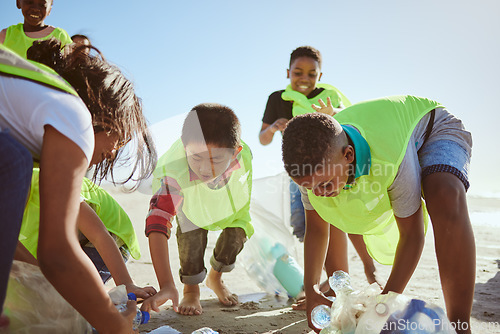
[152,139,254,237]
[19,169,141,260]
[281,83,352,117]
[308,95,443,265]
[3,23,73,58]
[0,44,78,96]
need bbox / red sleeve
[145,176,183,239]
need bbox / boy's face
[19,0,52,28]
[291,145,354,197]
[287,56,322,97]
[185,142,241,183]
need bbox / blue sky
[2,0,499,195]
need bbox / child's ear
[318,72,323,81]
[344,145,355,163]
[286,69,290,79]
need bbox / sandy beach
[96,184,500,334]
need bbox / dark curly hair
[181,103,241,149]
[289,46,322,69]
[27,38,157,188]
[282,113,345,177]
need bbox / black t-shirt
[261,88,325,124]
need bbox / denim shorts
[419,139,471,190]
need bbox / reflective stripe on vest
[308,95,442,264]
[281,83,352,117]
[0,44,78,96]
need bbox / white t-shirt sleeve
[30,88,94,164]
[0,76,94,164]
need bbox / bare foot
[292,296,306,310]
[206,269,238,306]
[178,284,202,315]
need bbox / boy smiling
[282,95,474,334]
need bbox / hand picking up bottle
[310,271,454,334]
[92,285,150,333]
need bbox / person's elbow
[258,132,270,145]
[37,242,73,278]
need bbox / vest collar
[341,125,371,180]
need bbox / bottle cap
[127,292,137,301]
[270,243,287,259]
[141,311,150,324]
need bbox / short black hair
[289,46,322,69]
[181,103,241,149]
[282,113,345,177]
[71,34,90,42]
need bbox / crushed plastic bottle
[115,293,150,330]
[310,270,355,333]
[93,286,150,333]
[329,270,354,296]
[191,327,219,334]
[311,304,332,329]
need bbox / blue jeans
[0,132,33,314]
[290,179,305,242]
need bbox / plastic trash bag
[238,173,304,298]
[2,261,92,334]
[317,279,454,334]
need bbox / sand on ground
[103,185,500,334]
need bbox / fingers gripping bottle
[311,270,353,333]
[115,293,150,330]
[93,285,150,333]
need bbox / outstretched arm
[259,119,288,145]
[382,205,425,294]
[77,202,156,300]
[304,209,344,333]
[37,126,135,334]
[141,232,179,313]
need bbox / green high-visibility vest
[308,95,443,265]
[3,23,73,58]
[0,44,77,96]
[19,169,141,260]
[152,139,254,237]
[281,83,352,117]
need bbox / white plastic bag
[2,261,92,334]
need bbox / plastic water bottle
[115,293,150,330]
[311,304,332,329]
[91,292,150,333]
[328,270,353,296]
[191,327,219,334]
[270,242,304,298]
[310,270,352,330]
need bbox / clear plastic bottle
[311,304,332,329]
[191,327,219,334]
[115,303,150,330]
[90,292,150,333]
[310,270,353,331]
[328,270,353,296]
